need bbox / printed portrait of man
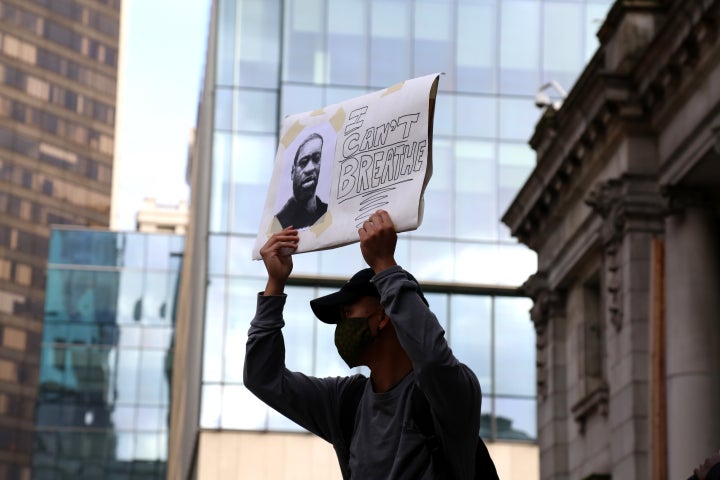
[275,131,331,229]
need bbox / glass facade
[198,0,613,443]
[32,229,183,480]
[0,1,120,476]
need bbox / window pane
[227,236,268,277]
[497,142,534,227]
[414,0,454,88]
[237,0,281,88]
[327,0,367,85]
[494,297,534,396]
[456,1,497,94]
[454,141,496,240]
[235,90,278,133]
[216,0,237,85]
[495,396,536,440]
[283,0,326,83]
[214,87,233,131]
[203,276,226,383]
[200,384,222,428]
[433,92,454,137]
[499,0,540,95]
[230,134,276,234]
[208,234,228,276]
[449,295,491,391]
[454,242,498,285]
[543,2,584,91]
[280,84,323,118]
[494,243,537,286]
[224,278,263,382]
[408,238,453,282]
[318,247,366,277]
[221,384,268,429]
[421,138,452,238]
[210,132,232,233]
[498,97,539,141]
[456,94,496,139]
[370,0,410,86]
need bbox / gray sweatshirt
[244,266,481,479]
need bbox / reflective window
[456,0,497,94]
[454,140,496,240]
[235,90,278,133]
[208,234,228,276]
[543,2,585,90]
[370,0,411,87]
[36,230,182,476]
[203,276,226,383]
[498,97,540,141]
[421,138,453,238]
[209,132,232,233]
[499,0,540,95]
[495,297,534,396]
[408,238,454,282]
[283,0,326,83]
[214,87,233,131]
[216,0,237,86]
[230,134,276,234]
[328,0,368,86]
[236,0,281,88]
[280,84,323,118]
[433,92,454,137]
[456,94,497,139]
[413,0,454,88]
[497,142,534,222]
[224,278,264,383]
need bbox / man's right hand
[260,227,299,295]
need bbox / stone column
[665,199,720,480]
[524,274,568,480]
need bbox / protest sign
[252,73,440,259]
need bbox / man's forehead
[298,137,322,153]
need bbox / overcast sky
[111,0,211,230]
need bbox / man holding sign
[244,210,497,479]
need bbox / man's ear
[378,309,390,330]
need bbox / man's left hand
[358,209,398,273]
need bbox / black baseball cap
[310,268,429,324]
[310,268,379,324]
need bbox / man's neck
[368,349,413,393]
[300,195,317,212]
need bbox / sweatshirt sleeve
[243,293,360,447]
[372,266,481,477]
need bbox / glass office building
[171,0,614,478]
[32,229,183,479]
[0,1,120,476]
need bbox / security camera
[535,91,552,109]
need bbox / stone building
[502,1,720,479]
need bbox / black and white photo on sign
[273,122,336,230]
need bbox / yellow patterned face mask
[334,312,379,368]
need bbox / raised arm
[244,227,357,448]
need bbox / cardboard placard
[252,73,440,259]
